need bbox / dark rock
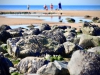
[42,29,66,44]
[0,25,11,31]
[39,23,51,32]
[0,30,12,43]
[0,52,13,75]
[67,18,75,23]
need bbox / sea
[0,5,100,10]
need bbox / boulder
[67,18,75,23]
[7,35,59,58]
[39,23,51,32]
[68,50,100,75]
[63,42,76,54]
[37,61,69,75]
[0,44,7,53]
[0,25,11,31]
[81,22,100,36]
[42,29,66,44]
[0,52,13,75]
[87,46,100,53]
[79,34,100,49]
[17,57,49,73]
[0,30,12,43]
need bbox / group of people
[44,2,62,10]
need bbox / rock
[0,52,13,75]
[0,25,11,31]
[92,17,99,22]
[79,34,100,49]
[63,42,76,54]
[0,30,12,43]
[42,29,66,44]
[39,23,51,32]
[17,57,49,73]
[81,22,100,36]
[87,46,100,53]
[7,29,22,37]
[68,50,100,75]
[0,44,7,53]
[7,35,59,58]
[23,28,40,35]
[67,18,75,23]
[37,61,69,75]
[9,67,17,73]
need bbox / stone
[68,50,100,75]
[0,25,11,31]
[79,34,100,48]
[63,42,76,54]
[37,61,69,75]
[17,57,49,73]
[39,23,51,32]
[0,52,13,75]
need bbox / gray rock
[9,67,17,73]
[37,61,69,75]
[81,22,100,36]
[17,57,49,73]
[68,50,100,75]
[63,42,76,54]
[41,29,66,44]
[87,46,100,53]
[7,35,59,58]
[79,34,100,48]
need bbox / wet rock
[68,50,100,75]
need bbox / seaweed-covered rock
[17,57,49,73]
[0,25,11,31]
[0,52,13,75]
[68,50,100,75]
[37,61,69,75]
[67,18,75,23]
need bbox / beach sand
[0,10,100,29]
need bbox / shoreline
[0,10,100,29]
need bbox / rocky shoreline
[0,22,100,75]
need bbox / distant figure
[58,2,62,10]
[27,5,30,10]
[44,4,48,10]
[50,3,53,10]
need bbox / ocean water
[0,5,100,10]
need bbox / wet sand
[0,10,100,29]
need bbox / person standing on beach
[27,5,30,10]
[44,4,48,10]
[58,2,62,10]
[50,3,53,10]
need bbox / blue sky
[0,0,100,5]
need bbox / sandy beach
[0,10,100,28]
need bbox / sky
[0,0,100,5]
